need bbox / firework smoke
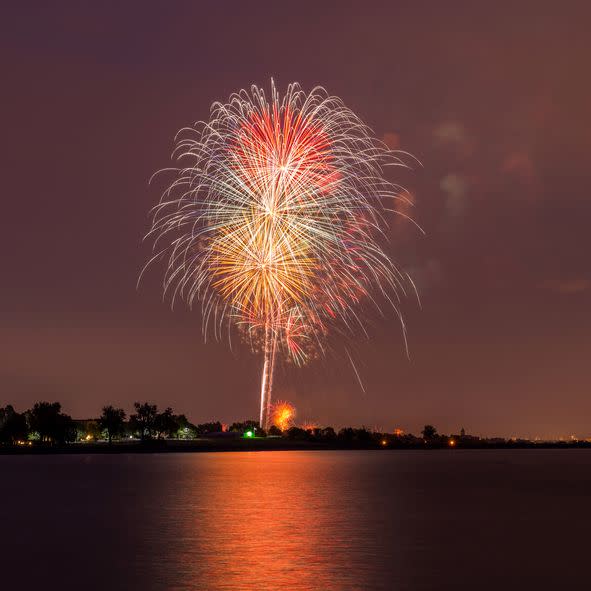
[145,81,417,429]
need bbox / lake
[1,450,589,590]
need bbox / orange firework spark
[145,81,419,429]
[272,401,296,431]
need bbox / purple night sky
[1,1,590,437]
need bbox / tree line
[0,402,337,445]
[0,402,198,445]
[4,403,561,449]
[0,401,460,448]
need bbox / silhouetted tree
[77,420,101,441]
[229,420,259,433]
[421,424,438,440]
[356,427,372,443]
[336,427,374,443]
[99,406,126,444]
[267,425,282,437]
[286,426,307,439]
[195,421,223,435]
[321,427,336,439]
[26,402,75,444]
[338,427,355,441]
[0,405,28,444]
[154,407,179,439]
[176,414,197,438]
[129,402,158,440]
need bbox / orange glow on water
[169,452,374,589]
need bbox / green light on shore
[245,430,254,438]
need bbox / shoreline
[2,439,590,455]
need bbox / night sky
[2,1,590,438]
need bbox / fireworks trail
[144,80,418,429]
[345,347,366,395]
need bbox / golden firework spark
[272,401,296,432]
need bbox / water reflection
[3,450,589,590]
[160,451,395,590]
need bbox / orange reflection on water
[165,451,381,591]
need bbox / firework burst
[144,81,418,429]
[271,401,296,432]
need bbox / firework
[145,81,417,429]
[271,401,296,432]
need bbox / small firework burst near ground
[144,81,417,429]
[271,401,296,431]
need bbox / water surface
[1,450,589,590]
